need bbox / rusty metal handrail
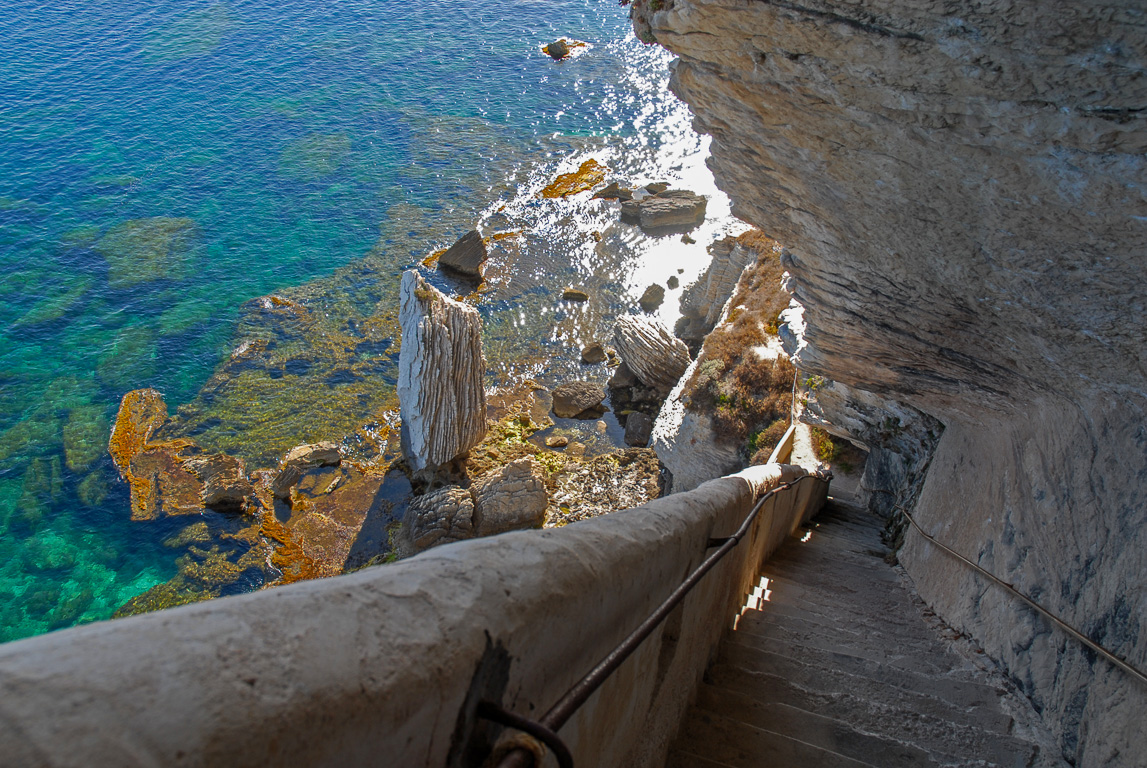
[875,489,1147,688]
[477,473,824,768]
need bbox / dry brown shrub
[682,229,795,455]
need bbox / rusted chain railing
[874,488,1147,688]
[475,473,825,768]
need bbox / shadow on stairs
[664,496,1065,768]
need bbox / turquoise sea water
[0,0,734,642]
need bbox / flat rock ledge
[621,189,707,232]
[398,270,488,477]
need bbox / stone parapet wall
[0,464,827,768]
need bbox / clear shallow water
[0,0,739,642]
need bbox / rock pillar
[398,270,487,476]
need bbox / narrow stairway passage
[665,497,1065,768]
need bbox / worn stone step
[692,684,941,767]
[665,749,738,768]
[723,635,1007,711]
[730,616,972,679]
[750,576,949,643]
[736,601,951,658]
[672,705,878,768]
[704,665,1038,767]
[713,645,1015,735]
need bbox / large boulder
[271,442,341,500]
[398,270,488,476]
[403,486,475,553]
[612,315,692,396]
[438,230,488,280]
[472,457,548,536]
[551,381,607,419]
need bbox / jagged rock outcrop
[677,236,756,345]
[182,453,253,511]
[472,457,548,536]
[438,230,487,279]
[641,1,1147,763]
[398,270,487,476]
[612,315,691,396]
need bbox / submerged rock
[95,217,197,288]
[552,381,607,419]
[472,457,548,536]
[545,435,569,448]
[593,181,633,201]
[271,441,342,500]
[562,288,590,302]
[398,270,487,477]
[109,389,168,478]
[438,229,488,280]
[612,315,691,396]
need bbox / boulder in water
[438,229,488,280]
[552,381,607,419]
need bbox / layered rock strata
[639,0,1147,763]
[397,270,488,476]
[612,315,691,396]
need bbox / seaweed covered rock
[612,315,691,397]
[398,270,487,477]
[95,217,197,288]
[183,452,253,511]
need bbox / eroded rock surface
[621,189,707,232]
[612,315,690,397]
[642,1,1147,762]
[472,457,548,536]
[398,270,487,476]
[403,486,474,553]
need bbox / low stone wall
[0,464,827,768]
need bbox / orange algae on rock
[108,388,168,477]
[541,159,607,199]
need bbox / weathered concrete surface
[0,464,827,768]
[398,270,487,476]
[639,0,1147,763]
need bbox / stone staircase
[665,498,1064,768]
